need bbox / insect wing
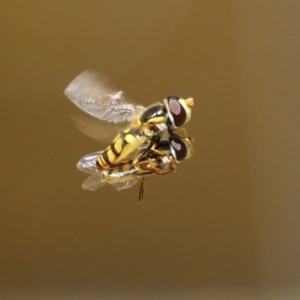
[64,71,145,123]
[111,179,139,191]
[71,114,121,144]
[81,169,139,191]
[81,172,106,191]
[77,151,103,174]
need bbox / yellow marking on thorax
[147,116,167,124]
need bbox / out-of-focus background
[1,1,299,299]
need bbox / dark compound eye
[167,96,186,127]
[170,137,187,161]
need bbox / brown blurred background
[1,1,300,299]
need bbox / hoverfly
[64,70,194,201]
[64,71,194,170]
[77,136,194,201]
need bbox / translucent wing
[82,172,106,191]
[111,179,139,191]
[71,114,121,144]
[77,151,103,174]
[64,71,145,123]
[81,170,139,191]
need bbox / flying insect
[77,136,194,201]
[64,71,194,170]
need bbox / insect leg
[138,157,177,175]
[134,176,145,202]
[132,139,160,165]
[145,164,175,175]
[169,127,194,141]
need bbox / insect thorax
[131,103,167,126]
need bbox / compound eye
[170,137,187,161]
[167,96,186,128]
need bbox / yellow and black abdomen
[96,103,168,170]
[102,163,152,183]
[96,127,149,169]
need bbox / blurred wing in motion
[71,114,121,144]
[64,71,145,123]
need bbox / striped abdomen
[96,127,148,169]
[102,163,152,184]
